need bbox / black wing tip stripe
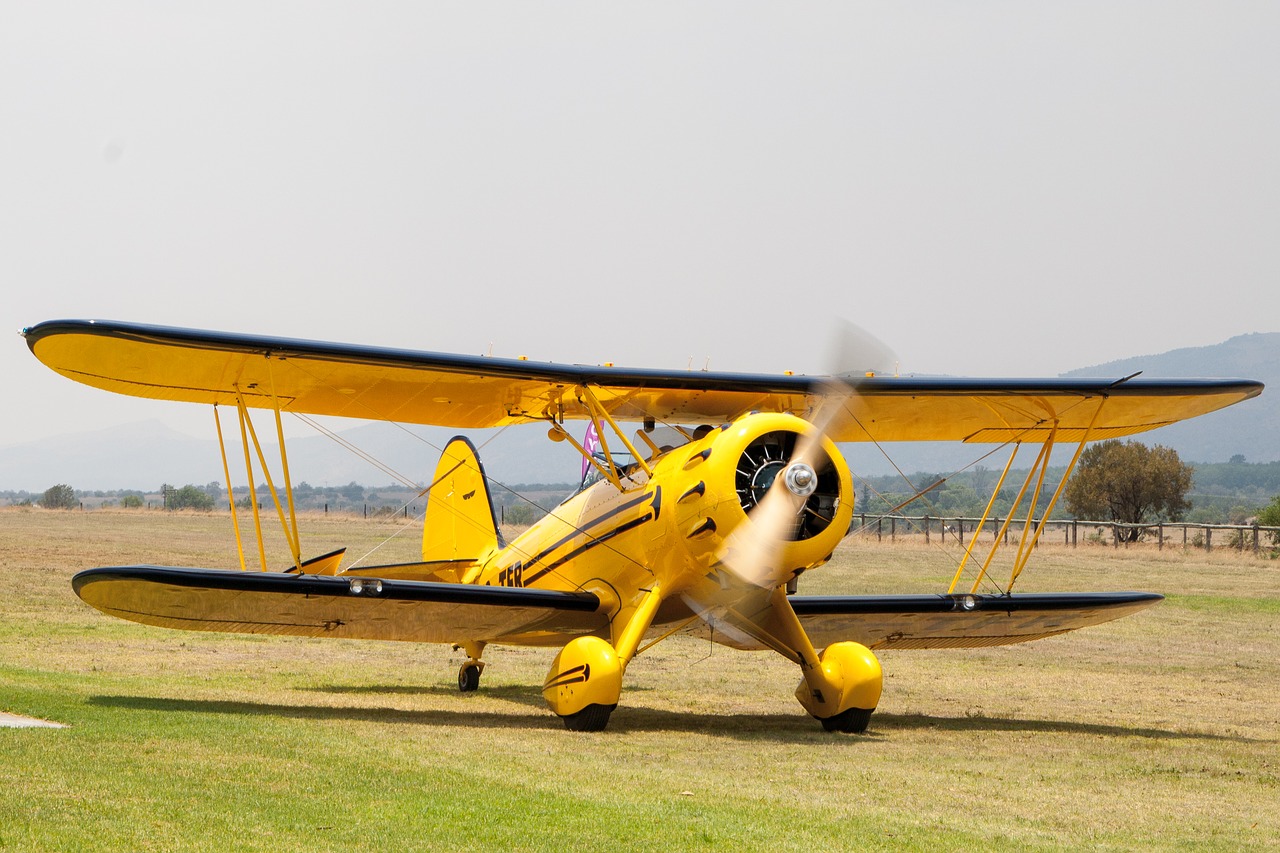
[789,592,1163,616]
[25,319,1265,397]
[73,565,601,612]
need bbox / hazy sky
[4,2,1277,448]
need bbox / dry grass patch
[1,508,1277,850]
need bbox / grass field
[2,507,1277,851]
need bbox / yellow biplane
[24,320,1263,732]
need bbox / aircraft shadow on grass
[89,693,1262,744]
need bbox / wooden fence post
[924,516,930,545]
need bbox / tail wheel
[458,663,481,692]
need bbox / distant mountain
[1060,332,1278,464]
[841,333,1276,477]
[1,421,226,493]
[2,334,1273,492]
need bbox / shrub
[41,484,76,510]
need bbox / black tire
[819,707,873,733]
[561,703,615,732]
[458,663,481,692]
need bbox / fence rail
[848,514,1280,554]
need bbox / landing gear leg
[735,588,882,734]
[797,642,882,733]
[543,636,622,730]
[543,585,663,732]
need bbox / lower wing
[73,566,608,646]
[683,592,1162,651]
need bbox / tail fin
[422,436,505,564]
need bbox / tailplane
[422,437,505,564]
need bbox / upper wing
[73,566,609,646]
[788,592,1163,650]
[25,319,1262,442]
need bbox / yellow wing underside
[26,320,1262,442]
[73,567,1162,652]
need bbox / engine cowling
[673,412,854,582]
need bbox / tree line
[12,441,1280,549]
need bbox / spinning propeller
[719,322,897,588]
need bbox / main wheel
[560,703,615,732]
[458,663,481,692]
[819,707,873,733]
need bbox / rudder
[422,436,505,563]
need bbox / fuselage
[469,412,855,642]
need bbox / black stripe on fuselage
[496,488,661,588]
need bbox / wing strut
[213,404,248,572]
[233,386,303,572]
[1007,401,1105,590]
[233,390,269,571]
[546,384,654,490]
[946,442,1021,594]
[267,359,302,563]
[947,398,1107,595]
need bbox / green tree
[167,484,215,511]
[503,503,540,525]
[1064,440,1192,542]
[1259,495,1280,526]
[41,484,76,509]
[1258,494,1280,549]
[121,494,144,509]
